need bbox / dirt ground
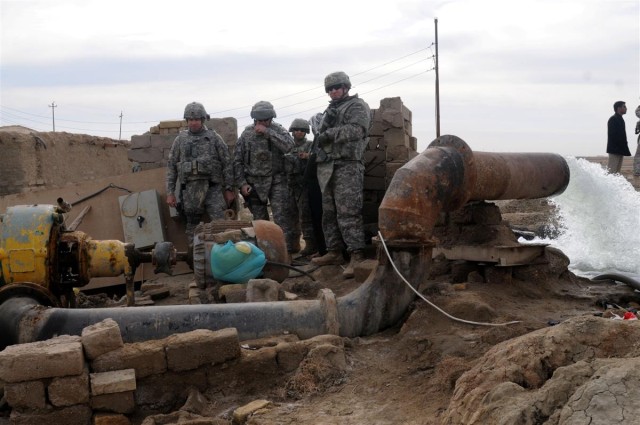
[81,194,639,425]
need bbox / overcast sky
[1,0,638,156]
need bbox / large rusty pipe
[0,135,568,348]
[378,135,569,242]
[0,245,428,347]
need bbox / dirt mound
[442,315,640,424]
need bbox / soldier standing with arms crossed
[166,102,235,251]
[311,72,370,278]
[234,101,297,253]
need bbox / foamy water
[530,157,640,278]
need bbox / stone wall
[363,97,418,236]
[0,318,345,424]
[128,118,238,171]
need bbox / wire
[71,183,132,206]
[264,261,316,281]
[377,230,521,327]
[1,45,436,133]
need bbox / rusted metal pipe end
[378,135,476,243]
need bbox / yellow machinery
[0,203,176,307]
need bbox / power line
[0,45,436,134]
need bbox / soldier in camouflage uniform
[166,102,235,248]
[311,72,370,278]
[234,101,297,253]
[285,118,318,257]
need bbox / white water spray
[547,157,640,278]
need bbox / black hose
[71,183,132,206]
[265,261,316,281]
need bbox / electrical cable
[377,230,521,327]
[265,261,316,281]
[71,183,133,206]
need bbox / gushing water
[546,157,640,278]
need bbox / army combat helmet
[184,102,210,121]
[324,71,351,93]
[289,118,310,133]
[250,101,277,120]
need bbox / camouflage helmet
[250,101,277,120]
[183,102,209,120]
[324,71,351,92]
[288,118,310,133]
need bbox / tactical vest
[243,133,286,177]
[177,129,223,184]
[323,96,370,161]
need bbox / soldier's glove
[315,132,330,146]
[324,108,338,126]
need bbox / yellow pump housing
[0,204,138,307]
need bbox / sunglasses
[291,128,307,132]
[325,84,344,93]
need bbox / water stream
[536,157,640,278]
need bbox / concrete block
[0,335,84,382]
[149,126,159,134]
[135,369,207,409]
[246,278,280,302]
[149,134,175,150]
[165,328,241,372]
[48,369,90,406]
[384,127,410,148]
[5,380,46,409]
[91,391,135,414]
[92,340,167,379]
[381,109,404,128]
[402,104,412,122]
[410,136,418,151]
[9,404,92,425]
[379,97,403,112]
[386,145,413,162]
[219,283,247,303]
[158,120,185,129]
[130,135,151,149]
[90,369,136,396]
[82,318,124,360]
[127,147,164,163]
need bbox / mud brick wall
[363,97,418,236]
[0,318,345,424]
[0,132,131,197]
[128,117,238,172]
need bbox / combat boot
[343,250,365,279]
[298,238,318,257]
[311,249,345,266]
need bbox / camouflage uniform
[285,134,316,252]
[234,119,295,249]
[316,93,371,253]
[166,126,234,245]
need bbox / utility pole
[119,111,123,140]
[49,101,57,132]
[434,18,441,138]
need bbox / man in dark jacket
[606,100,630,174]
